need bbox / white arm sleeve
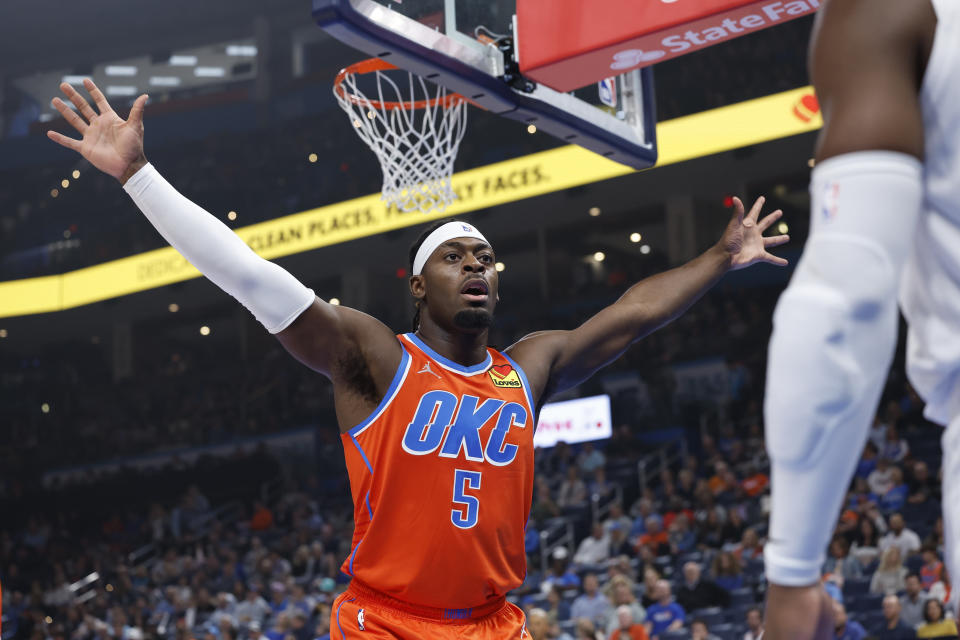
[123,163,316,333]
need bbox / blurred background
[0,5,943,640]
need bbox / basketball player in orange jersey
[47,78,789,639]
[762,1,960,638]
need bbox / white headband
[412,221,490,275]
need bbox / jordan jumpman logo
[417,361,441,379]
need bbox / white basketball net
[334,64,468,213]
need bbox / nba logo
[598,77,617,108]
[358,609,365,631]
[822,182,840,221]
[461,224,472,232]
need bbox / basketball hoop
[333,58,468,213]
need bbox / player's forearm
[123,163,315,333]
[616,243,731,338]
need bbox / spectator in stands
[824,535,864,580]
[917,599,958,639]
[590,467,614,500]
[663,497,695,531]
[677,561,729,611]
[926,571,952,612]
[734,528,763,562]
[870,458,897,497]
[882,467,910,512]
[872,546,909,595]
[608,522,633,557]
[574,523,611,567]
[908,461,939,504]
[919,546,944,591]
[852,513,884,568]
[289,545,314,586]
[528,608,551,640]
[833,600,867,640]
[640,567,661,608]
[721,509,748,546]
[575,617,604,640]
[286,584,313,617]
[823,574,845,604]
[314,604,332,640]
[571,573,611,629]
[644,579,685,638]
[711,550,744,592]
[881,514,922,558]
[677,469,697,504]
[604,574,646,636]
[743,607,763,640]
[924,517,944,553]
[607,555,638,583]
[690,618,721,640]
[879,594,917,640]
[550,442,576,476]
[558,467,589,509]
[533,475,562,522]
[856,441,880,480]
[848,477,882,512]
[882,426,910,463]
[740,464,769,498]
[268,582,288,616]
[613,605,650,640]
[235,586,271,626]
[578,442,606,475]
[543,547,582,592]
[211,593,238,629]
[667,514,696,555]
[900,573,928,629]
[605,503,633,535]
[545,584,572,624]
[630,496,655,530]
[697,509,725,550]
[637,517,670,557]
[708,461,731,496]
[249,501,275,531]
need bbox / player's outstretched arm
[46,79,399,380]
[508,197,787,404]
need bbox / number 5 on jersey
[452,469,481,529]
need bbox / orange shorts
[330,580,528,640]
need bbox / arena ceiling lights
[21,38,259,124]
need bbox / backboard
[313,0,658,169]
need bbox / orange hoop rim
[333,57,466,111]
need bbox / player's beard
[453,308,492,330]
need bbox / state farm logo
[609,1,819,73]
[611,49,666,70]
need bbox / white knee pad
[764,151,922,586]
[765,236,898,469]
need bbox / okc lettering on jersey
[401,390,527,466]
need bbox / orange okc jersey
[340,333,535,610]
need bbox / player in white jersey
[762,0,960,637]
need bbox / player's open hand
[47,78,148,183]
[721,196,790,271]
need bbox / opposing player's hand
[46,79,148,183]
[720,196,790,271]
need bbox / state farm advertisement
[518,0,820,91]
[534,394,613,448]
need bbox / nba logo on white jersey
[598,77,617,107]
